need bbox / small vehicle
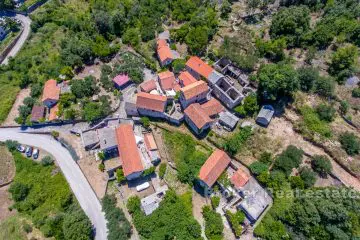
[33,148,39,159]
[17,145,25,152]
[136,182,150,192]
[25,146,33,158]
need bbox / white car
[33,149,39,159]
[136,182,150,192]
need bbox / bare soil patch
[0,185,15,222]
[0,146,15,185]
[2,88,30,126]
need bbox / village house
[136,92,168,119]
[97,127,118,154]
[157,39,173,67]
[30,105,45,123]
[208,71,244,109]
[198,149,231,196]
[184,103,212,135]
[116,124,144,180]
[113,74,131,89]
[200,98,225,118]
[179,80,209,109]
[185,56,214,80]
[219,111,240,130]
[48,104,59,122]
[256,105,275,127]
[178,71,197,87]
[42,79,60,108]
[143,133,161,164]
[139,79,157,93]
[81,130,100,150]
[158,71,180,96]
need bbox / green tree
[329,44,358,83]
[211,196,220,209]
[30,83,42,98]
[274,145,303,175]
[83,102,105,122]
[202,205,224,240]
[339,100,349,115]
[41,156,54,166]
[116,169,126,183]
[122,28,140,47]
[312,155,332,176]
[299,167,317,188]
[220,0,232,19]
[249,161,269,176]
[159,163,167,179]
[127,196,141,214]
[259,152,272,164]
[71,76,98,99]
[62,206,93,240]
[172,59,186,73]
[314,76,335,97]
[339,132,360,156]
[298,67,319,92]
[352,88,360,98]
[9,182,29,202]
[140,117,150,128]
[289,175,305,189]
[316,103,336,122]
[5,140,19,152]
[234,93,259,116]
[185,26,209,55]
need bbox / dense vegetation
[102,194,131,240]
[202,205,224,240]
[127,190,202,240]
[8,151,92,239]
[163,130,210,185]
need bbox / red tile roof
[180,80,209,100]
[178,71,197,87]
[199,149,231,187]
[136,92,167,112]
[144,133,158,151]
[113,74,130,87]
[48,104,59,121]
[201,98,225,117]
[30,105,45,122]
[184,103,212,129]
[186,56,214,79]
[116,124,144,177]
[42,79,60,102]
[230,168,250,189]
[158,71,178,90]
[157,40,173,63]
[140,80,157,93]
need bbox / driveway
[0,128,108,240]
[1,13,32,65]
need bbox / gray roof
[256,105,274,123]
[97,127,117,151]
[81,130,99,148]
[219,111,239,129]
[346,76,359,88]
[238,177,272,221]
[208,70,224,85]
[149,150,160,162]
[158,30,170,40]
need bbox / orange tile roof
[199,149,231,187]
[140,80,157,93]
[136,92,167,112]
[180,80,208,100]
[48,104,59,121]
[158,71,177,90]
[42,79,60,102]
[186,56,214,79]
[116,124,144,177]
[184,103,212,129]
[144,133,158,151]
[230,168,250,189]
[178,71,197,87]
[157,40,173,64]
[201,98,225,117]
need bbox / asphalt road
[1,14,31,65]
[0,128,108,240]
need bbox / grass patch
[0,84,19,124]
[163,130,211,185]
[297,106,332,139]
[8,151,92,239]
[0,32,19,53]
[0,215,27,240]
[0,144,15,183]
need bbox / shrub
[259,152,273,164]
[299,167,317,188]
[98,162,105,172]
[289,176,305,189]
[140,117,150,128]
[9,182,29,201]
[312,155,332,176]
[315,103,336,122]
[202,205,224,240]
[211,196,220,209]
[314,76,335,97]
[352,88,360,98]
[339,100,349,115]
[30,83,42,98]
[41,156,54,166]
[23,223,33,233]
[273,145,303,176]
[127,196,141,214]
[98,152,105,161]
[159,163,167,179]
[51,131,60,138]
[142,166,155,176]
[339,132,360,156]
[249,161,269,176]
[116,169,126,183]
[234,93,259,117]
[299,106,332,138]
[226,210,245,237]
[5,140,19,152]
[223,127,252,156]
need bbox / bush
[259,152,272,164]
[142,166,155,177]
[30,83,42,98]
[159,163,167,179]
[314,76,335,97]
[339,100,349,115]
[172,59,186,73]
[289,175,304,189]
[226,210,245,237]
[298,67,319,92]
[9,182,29,202]
[41,156,54,166]
[339,132,360,156]
[223,127,252,156]
[249,161,269,176]
[299,167,316,188]
[98,162,105,172]
[5,140,19,152]
[51,131,60,138]
[127,196,141,214]
[116,169,126,183]
[312,155,332,176]
[352,88,360,98]
[140,117,150,128]
[202,205,224,240]
[211,196,220,209]
[274,145,303,175]
[329,44,358,83]
[299,106,332,138]
[315,103,336,122]
[23,223,33,233]
[234,93,259,117]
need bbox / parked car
[33,148,39,159]
[17,145,25,152]
[136,182,150,192]
[25,147,33,158]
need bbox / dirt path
[2,88,30,126]
[192,190,208,240]
[267,117,360,191]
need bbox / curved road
[0,128,107,240]
[1,13,32,65]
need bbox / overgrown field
[0,144,15,184]
[0,215,27,240]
